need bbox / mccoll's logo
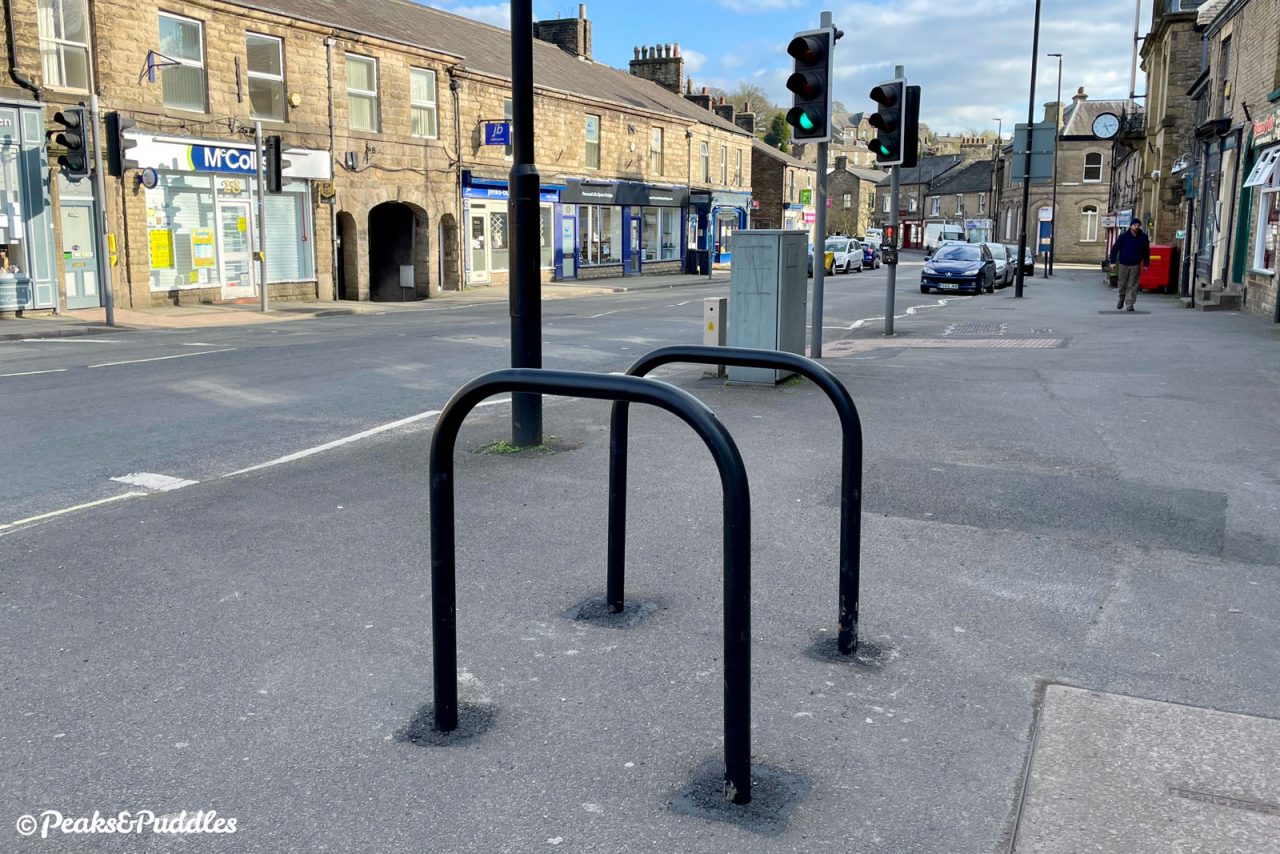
[188,145,257,174]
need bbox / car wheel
[985,274,995,293]
[920,285,930,294]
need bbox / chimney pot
[633,46,640,60]
[673,43,680,57]
[701,86,707,94]
[579,3,586,20]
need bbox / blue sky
[426,0,1155,135]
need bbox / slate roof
[222,0,749,137]
[751,137,812,169]
[877,154,964,188]
[928,159,993,195]
[1061,96,1134,137]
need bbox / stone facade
[826,158,883,239]
[872,155,965,249]
[749,140,815,239]
[1,0,755,314]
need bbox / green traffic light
[876,143,890,155]
[800,113,816,131]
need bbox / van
[864,227,884,247]
[923,223,966,256]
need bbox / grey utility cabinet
[726,230,808,384]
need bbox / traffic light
[902,85,921,169]
[867,79,904,166]
[265,135,283,193]
[105,112,138,177]
[785,27,835,143]
[49,107,90,180]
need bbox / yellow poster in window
[149,229,174,269]
[190,228,216,268]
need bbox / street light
[992,118,1002,242]
[1047,52,1062,277]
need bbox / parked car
[981,242,1014,288]
[920,242,996,294]
[807,244,835,277]
[861,241,881,270]
[1006,243,1034,275]
[824,236,863,274]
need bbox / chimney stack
[835,155,848,171]
[533,5,592,60]
[628,39,685,93]
[1043,101,1064,126]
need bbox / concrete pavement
[1,266,1278,852]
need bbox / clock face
[1093,112,1120,140]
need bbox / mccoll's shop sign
[187,144,257,174]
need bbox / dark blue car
[920,242,996,294]
[861,242,881,270]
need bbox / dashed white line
[88,348,237,368]
[0,368,68,378]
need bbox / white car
[823,237,863,274]
[981,242,1014,288]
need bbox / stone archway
[369,202,430,302]
[336,211,359,301]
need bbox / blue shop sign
[484,122,511,146]
[187,144,257,174]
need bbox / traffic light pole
[811,138,828,359]
[1015,0,1043,298]
[88,95,114,327]
[884,63,904,337]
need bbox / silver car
[981,242,1014,288]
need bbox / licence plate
[941,283,959,290]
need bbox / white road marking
[110,472,199,491]
[0,491,147,533]
[223,397,512,477]
[15,337,125,343]
[0,368,68,378]
[182,342,215,346]
[88,348,237,368]
[839,295,972,331]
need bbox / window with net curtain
[411,68,438,138]
[346,55,379,132]
[37,0,90,90]
[159,13,205,111]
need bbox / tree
[763,110,791,152]
[728,82,773,116]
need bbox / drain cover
[944,321,1007,335]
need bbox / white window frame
[734,149,742,186]
[882,193,890,213]
[843,193,851,209]
[700,142,709,183]
[410,67,439,139]
[246,32,285,122]
[956,194,963,215]
[651,127,663,175]
[37,0,90,91]
[585,114,601,169]
[345,54,379,132]
[1252,153,1280,273]
[979,193,986,214]
[909,196,918,213]
[931,196,940,216]
[1084,152,1103,182]
[1081,205,1099,242]
[158,12,206,112]
[720,144,728,185]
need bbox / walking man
[1109,218,1151,311]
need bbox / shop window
[0,146,30,280]
[264,185,315,282]
[720,144,728,185]
[37,0,89,90]
[1251,151,1280,272]
[641,206,680,262]
[700,142,709,183]
[578,204,622,265]
[159,13,206,112]
[346,54,379,132]
[1083,152,1103,182]
[246,33,285,122]
[651,127,663,175]
[539,204,553,269]
[410,68,438,139]
[145,173,216,290]
[585,114,600,169]
[1081,205,1099,242]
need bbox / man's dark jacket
[1109,230,1151,266]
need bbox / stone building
[1185,0,1280,319]
[873,154,964,249]
[997,89,1127,264]
[825,156,883,239]
[748,138,815,239]
[0,0,754,316]
[926,160,995,243]
[1138,0,1205,248]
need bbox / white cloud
[716,0,806,11]
[682,48,708,73]
[434,2,513,28]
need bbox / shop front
[688,190,750,266]
[0,103,57,315]
[123,131,330,303]
[462,172,560,286]
[558,180,687,280]
[1243,109,1280,317]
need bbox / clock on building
[1092,112,1120,140]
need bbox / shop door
[559,213,576,279]
[469,212,489,284]
[628,215,641,275]
[217,200,255,299]
[715,213,736,263]
[59,201,99,310]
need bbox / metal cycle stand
[429,368,755,804]
[607,345,864,655]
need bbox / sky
[425,0,1155,136]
